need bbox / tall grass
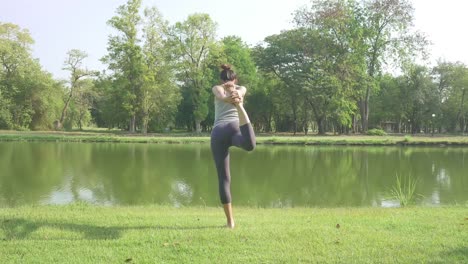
[390,173,420,207]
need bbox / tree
[140,7,180,133]
[246,71,278,132]
[400,65,437,134]
[103,0,145,133]
[294,0,427,132]
[92,74,129,129]
[370,74,405,132]
[202,36,258,131]
[0,22,62,130]
[68,79,96,130]
[433,61,468,133]
[168,13,217,132]
[102,2,180,133]
[0,22,34,129]
[28,70,64,130]
[254,28,358,134]
[56,49,94,130]
[453,68,468,133]
[253,29,309,134]
[220,36,258,88]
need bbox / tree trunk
[463,118,468,135]
[352,115,358,134]
[142,119,148,134]
[359,96,369,133]
[141,110,149,134]
[57,91,74,130]
[129,115,136,133]
[456,88,466,133]
[302,103,308,135]
[264,115,271,133]
[291,101,298,135]
[317,117,326,135]
[195,120,202,133]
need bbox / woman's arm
[212,85,239,104]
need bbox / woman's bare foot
[226,219,235,229]
[223,203,235,229]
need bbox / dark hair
[220,64,237,82]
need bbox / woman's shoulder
[236,85,247,96]
[212,85,223,92]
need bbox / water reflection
[0,142,467,207]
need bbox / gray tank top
[213,85,241,128]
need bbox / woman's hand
[214,83,244,105]
[223,82,241,104]
[223,81,235,89]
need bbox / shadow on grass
[1,218,222,241]
[439,247,468,263]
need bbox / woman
[211,64,256,229]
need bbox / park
[1,0,467,263]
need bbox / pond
[0,142,467,207]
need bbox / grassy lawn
[0,204,467,263]
[1,130,468,145]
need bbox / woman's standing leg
[211,125,235,228]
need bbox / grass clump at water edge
[389,173,421,207]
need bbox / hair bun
[221,64,231,70]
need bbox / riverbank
[1,130,468,146]
[0,204,466,263]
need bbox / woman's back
[213,85,241,127]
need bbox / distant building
[380,121,398,133]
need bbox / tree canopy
[1,0,467,135]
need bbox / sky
[1,0,467,79]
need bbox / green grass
[2,130,468,146]
[0,204,467,263]
[390,174,420,207]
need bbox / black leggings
[211,122,256,204]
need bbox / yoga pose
[211,64,256,229]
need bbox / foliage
[102,0,145,133]
[168,13,217,132]
[205,36,259,131]
[0,22,63,130]
[58,49,96,130]
[254,27,359,134]
[101,0,180,133]
[246,72,278,132]
[399,64,438,133]
[433,61,468,133]
[1,1,467,135]
[294,0,428,132]
[367,128,387,136]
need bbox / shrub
[367,128,387,136]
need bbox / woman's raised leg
[232,104,256,151]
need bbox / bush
[403,135,412,142]
[367,128,387,136]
